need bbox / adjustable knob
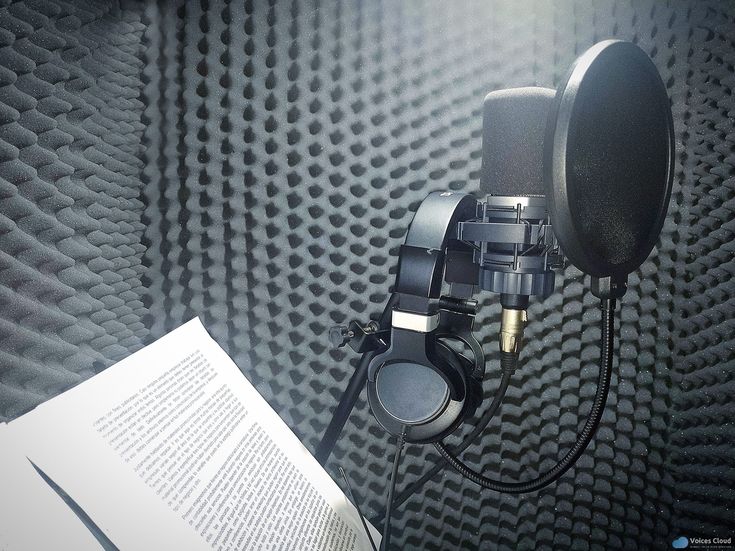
[329,325,354,348]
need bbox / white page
[10,318,379,551]
[0,422,104,551]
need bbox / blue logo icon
[672,537,689,549]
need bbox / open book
[0,318,380,551]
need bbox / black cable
[380,426,406,551]
[372,363,514,525]
[434,298,616,493]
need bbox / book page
[0,423,104,551]
[10,318,379,550]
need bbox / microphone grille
[480,87,555,197]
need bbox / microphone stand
[315,295,397,464]
[314,349,376,464]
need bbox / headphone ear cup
[454,349,482,418]
[366,339,468,444]
[436,341,482,426]
[427,341,477,438]
[437,337,483,417]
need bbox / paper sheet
[0,422,104,551]
[7,318,379,550]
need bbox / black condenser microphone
[465,40,674,358]
[465,87,563,357]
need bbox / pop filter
[544,40,675,279]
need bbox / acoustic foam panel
[0,0,149,417]
[0,0,733,549]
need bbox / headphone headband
[395,192,478,314]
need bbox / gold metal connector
[499,308,528,354]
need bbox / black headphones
[365,192,485,444]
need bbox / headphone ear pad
[453,349,482,418]
[432,341,467,401]
[423,341,477,439]
[435,341,481,424]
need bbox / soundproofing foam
[0,0,149,418]
[0,0,733,549]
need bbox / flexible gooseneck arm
[433,297,616,492]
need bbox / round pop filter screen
[545,40,675,278]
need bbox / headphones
[365,192,486,444]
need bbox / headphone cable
[380,426,407,551]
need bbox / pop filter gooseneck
[434,298,615,492]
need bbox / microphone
[468,87,563,357]
[472,39,674,348]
